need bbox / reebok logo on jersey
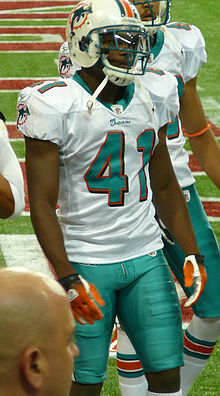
[110,118,131,127]
[110,104,124,114]
[18,93,30,102]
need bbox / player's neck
[150,33,157,48]
[80,67,125,105]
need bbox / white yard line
[208,217,220,222]
[0,234,54,277]
[200,197,220,202]
[201,97,220,126]
[1,33,63,42]
[0,77,58,80]
[0,50,58,53]
[0,8,70,14]
[1,90,20,93]
[0,25,66,28]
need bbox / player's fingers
[71,299,98,324]
[199,264,207,292]
[72,294,104,321]
[183,259,194,287]
[89,284,105,306]
[85,298,104,320]
[72,309,88,325]
[184,277,201,307]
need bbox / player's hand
[183,254,207,307]
[66,275,105,325]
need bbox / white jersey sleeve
[166,22,207,82]
[140,68,180,127]
[17,80,68,145]
[0,120,24,218]
[58,41,81,78]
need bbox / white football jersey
[17,71,179,264]
[58,22,207,189]
[0,120,25,218]
[148,23,207,188]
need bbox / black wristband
[188,254,205,265]
[195,254,205,265]
[58,273,80,289]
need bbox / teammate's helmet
[132,0,170,34]
[65,0,150,85]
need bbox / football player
[0,111,24,219]
[18,1,207,395]
[116,1,220,395]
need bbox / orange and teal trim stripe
[115,0,135,18]
[117,352,144,378]
[184,329,216,360]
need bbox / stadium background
[0,0,219,394]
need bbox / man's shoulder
[17,78,78,113]
[140,68,177,100]
[164,22,205,50]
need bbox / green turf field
[0,0,219,395]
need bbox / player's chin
[111,60,130,69]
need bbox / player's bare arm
[150,124,199,256]
[25,137,73,278]
[0,174,14,218]
[150,124,207,306]
[179,76,220,189]
[25,137,105,324]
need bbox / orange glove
[183,254,207,307]
[59,274,105,325]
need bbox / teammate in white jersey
[0,111,24,219]
[18,1,207,395]
[116,1,220,395]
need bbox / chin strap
[87,75,109,113]
[160,25,184,54]
[134,77,155,117]
[86,73,155,118]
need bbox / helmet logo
[69,2,93,35]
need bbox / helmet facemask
[132,0,170,35]
[87,25,149,86]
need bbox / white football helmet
[65,0,150,86]
[132,0,171,34]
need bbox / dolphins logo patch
[17,103,30,126]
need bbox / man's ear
[20,347,45,390]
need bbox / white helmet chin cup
[66,0,149,80]
[103,65,136,87]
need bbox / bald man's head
[0,268,74,376]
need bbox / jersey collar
[149,29,165,62]
[73,71,134,112]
